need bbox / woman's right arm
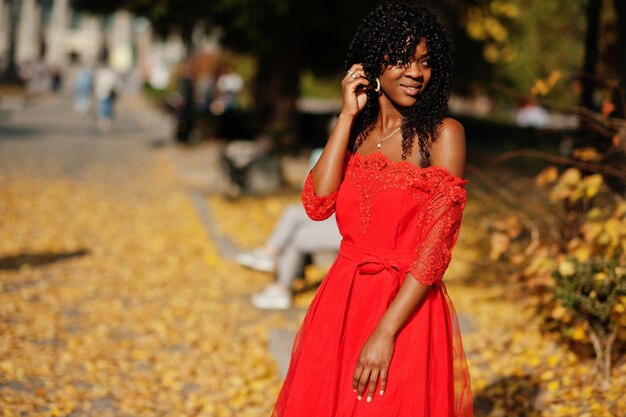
[309,64,370,196]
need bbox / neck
[377,94,403,131]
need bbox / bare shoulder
[430,118,466,178]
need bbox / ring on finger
[351,72,359,79]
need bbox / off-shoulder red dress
[272,151,473,417]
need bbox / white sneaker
[236,249,276,272]
[251,284,292,310]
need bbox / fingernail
[380,390,384,396]
[353,389,357,393]
[357,395,362,401]
[367,396,372,403]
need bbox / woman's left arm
[352,118,466,403]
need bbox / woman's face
[378,38,432,107]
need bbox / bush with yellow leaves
[552,257,626,387]
[488,61,626,387]
[505,165,626,388]
[546,166,626,387]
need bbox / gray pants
[267,204,342,288]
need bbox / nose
[404,61,423,79]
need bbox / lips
[400,84,422,96]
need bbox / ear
[374,77,381,93]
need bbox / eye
[393,61,409,69]
[420,59,431,68]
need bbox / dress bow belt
[356,257,400,275]
[338,240,415,305]
[339,240,414,280]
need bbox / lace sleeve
[301,173,339,221]
[408,169,467,286]
[300,151,351,221]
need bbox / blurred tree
[462,0,626,120]
[70,0,210,54]
[71,0,495,142]
[579,0,626,127]
[210,0,383,143]
[433,0,496,96]
[0,0,24,85]
[463,0,587,107]
[581,0,602,112]
[71,0,382,143]
[609,0,626,118]
[208,0,499,139]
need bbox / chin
[395,96,418,108]
[383,91,420,108]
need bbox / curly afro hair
[345,1,453,165]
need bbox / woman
[272,2,473,416]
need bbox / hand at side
[352,329,394,403]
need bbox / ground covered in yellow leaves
[2,149,625,416]
[0,157,288,417]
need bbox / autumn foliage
[492,109,626,390]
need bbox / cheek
[379,76,397,92]
[380,71,399,84]
[423,70,433,85]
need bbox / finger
[379,367,388,396]
[352,365,364,392]
[357,368,371,399]
[348,77,369,89]
[349,63,364,72]
[345,64,364,79]
[343,73,365,87]
[344,79,370,98]
[354,82,370,99]
[366,369,379,403]
[351,68,366,78]
[344,72,364,83]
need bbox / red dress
[272,151,473,417]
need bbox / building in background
[0,0,220,92]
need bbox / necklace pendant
[375,126,400,151]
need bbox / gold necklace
[376,127,401,149]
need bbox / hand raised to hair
[341,64,370,118]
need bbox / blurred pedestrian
[272,3,473,416]
[239,148,341,310]
[73,66,93,115]
[211,65,243,115]
[195,72,215,112]
[94,63,119,133]
[239,205,341,310]
[50,68,63,93]
[174,63,195,143]
[515,99,550,128]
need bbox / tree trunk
[181,23,195,58]
[588,324,618,390]
[580,0,603,112]
[0,0,24,84]
[612,0,626,118]
[254,54,301,148]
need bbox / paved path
[0,93,240,258]
[0,94,171,182]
